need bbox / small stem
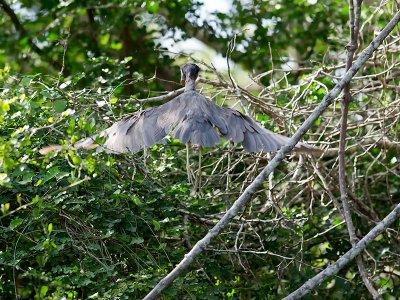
[339,1,381,298]
[194,146,202,195]
[186,143,192,184]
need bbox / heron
[41,63,317,192]
[40,63,314,156]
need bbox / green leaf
[21,77,32,87]
[9,217,23,229]
[19,172,34,185]
[110,42,122,50]
[99,34,110,45]
[146,0,159,13]
[42,166,68,184]
[48,223,53,234]
[131,236,144,245]
[131,195,142,206]
[122,56,133,63]
[2,203,10,214]
[54,100,67,113]
[39,286,49,297]
[0,173,10,185]
[41,90,52,98]
[32,195,40,204]
[152,219,161,231]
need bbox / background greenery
[1,0,399,299]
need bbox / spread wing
[72,91,315,154]
[101,107,168,153]
[73,95,315,153]
[74,91,228,153]
[221,108,313,153]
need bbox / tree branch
[339,1,381,298]
[322,136,400,157]
[142,10,400,300]
[282,202,400,300]
[136,87,185,103]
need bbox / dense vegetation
[1,0,399,299]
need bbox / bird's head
[180,63,200,85]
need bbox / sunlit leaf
[146,0,159,13]
[59,80,71,89]
[39,286,49,297]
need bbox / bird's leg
[186,143,193,184]
[198,146,202,190]
[142,147,150,177]
[194,146,202,195]
[226,141,233,191]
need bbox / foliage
[1,0,400,299]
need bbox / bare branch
[322,136,400,157]
[136,87,185,103]
[339,1,381,297]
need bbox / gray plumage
[41,63,314,155]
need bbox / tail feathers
[39,142,100,155]
[39,145,64,155]
[73,136,99,149]
[81,143,99,150]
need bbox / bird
[40,63,314,155]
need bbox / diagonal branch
[142,10,400,300]
[136,87,185,103]
[282,203,400,300]
[339,0,382,299]
[0,0,43,55]
[0,0,61,71]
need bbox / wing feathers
[40,90,316,155]
[221,107,314,153]
[243,132,256,152]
